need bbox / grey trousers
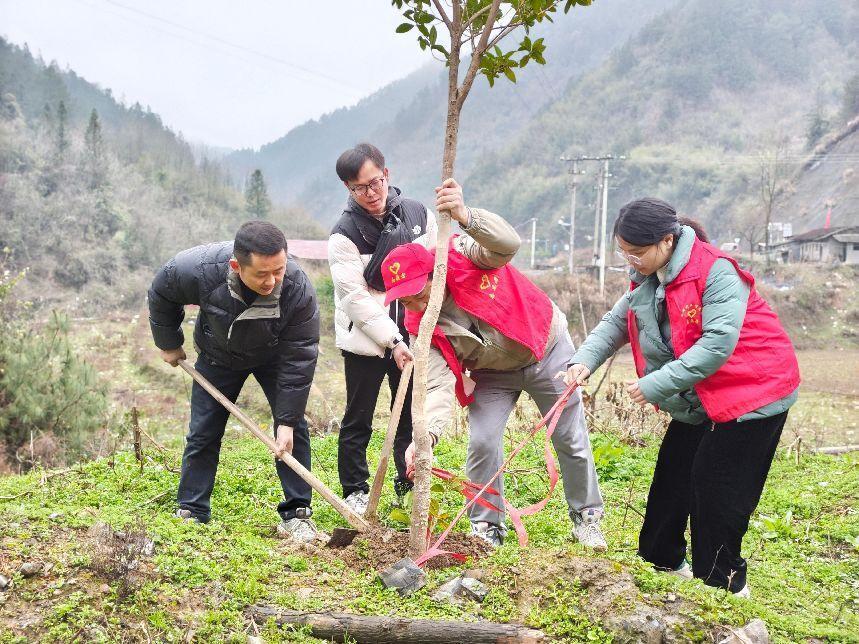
[466,332,604,526]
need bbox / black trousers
[338,350,413,497]
[638,411,787,592]
[177,355,311,523]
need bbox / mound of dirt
[285,526,493,572]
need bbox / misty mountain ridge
[224,0,858,246]
[224,0,676,226]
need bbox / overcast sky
[0,0,432,149]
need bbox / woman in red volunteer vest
[566,198,800,598]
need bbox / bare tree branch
[458,0,504,108]
[463,3,493,30]
[486,21,523,50]
[431,0,453,31]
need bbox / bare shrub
[88,521,153,597]
[13,431,63,471]
[584,382,669,444]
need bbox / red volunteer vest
[627,237,800,422]
[404,236,554,406]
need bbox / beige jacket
[415,208,567,438]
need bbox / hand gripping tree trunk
[393,0,593,560]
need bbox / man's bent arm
[275,276,321,427]
[148,252,200,350]
[455,208,522,270]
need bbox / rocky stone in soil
[715,619,770,644]
[378,558,427,596]
[431,572,489,604]
[460,576,488,602]
[19,562,43,578]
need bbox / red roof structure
[287,239,328,261]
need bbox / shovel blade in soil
[327,528,360,547]
[379,558,427,596]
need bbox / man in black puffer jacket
[148,221,320,540]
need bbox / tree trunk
[408,9,463,559]
[247,606,547,643]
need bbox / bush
[0,269,109,468]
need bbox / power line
[103,0,362,92]
[75,0,364,95]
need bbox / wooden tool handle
[366,361,413,519]
[178,359,369,532]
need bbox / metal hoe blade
[327,527,360,547]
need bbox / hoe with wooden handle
[177,359,370,540]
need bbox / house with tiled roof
[771,226,859,264]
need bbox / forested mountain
[0,38,323,309]
[465,0,859,244]
[224,0,676,225]
[225,0,857,248]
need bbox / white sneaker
[571,509,607,552]
[344,491,369,516]
[276,517,319,543]
[470,521,507,547]
[733,584,751,599]
[669,560,693,580]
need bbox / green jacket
[571,226,797,424]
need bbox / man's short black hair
[335,143,385,182]
[234,220,288,266]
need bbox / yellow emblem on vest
[681,303,702,325]
[389,262,406,283]
[479,273,500,299]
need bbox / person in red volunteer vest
[381,178,606,550]
[566,198,800,597]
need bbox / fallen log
[247,605,546,643]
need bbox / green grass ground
[1,315,857,642]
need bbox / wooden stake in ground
[392,0,591,559]
[366,362,413,519]
[177,360,369,532]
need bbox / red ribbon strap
[414,382,579,567]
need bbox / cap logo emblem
[389,261,406,283]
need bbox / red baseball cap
[381,243,435,305]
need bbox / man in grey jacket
[148,221,320,540]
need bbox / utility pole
[560,156,586,273]
[530,218,537,269]
[591,164,603,267]
[561,154,624,294]
[599,158,610,296]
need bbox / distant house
[771,226,859,265]
[286,239,328,261]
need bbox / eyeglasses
[349,174,386,197]
[615,248,647,266]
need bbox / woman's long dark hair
[613,198,709,244]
